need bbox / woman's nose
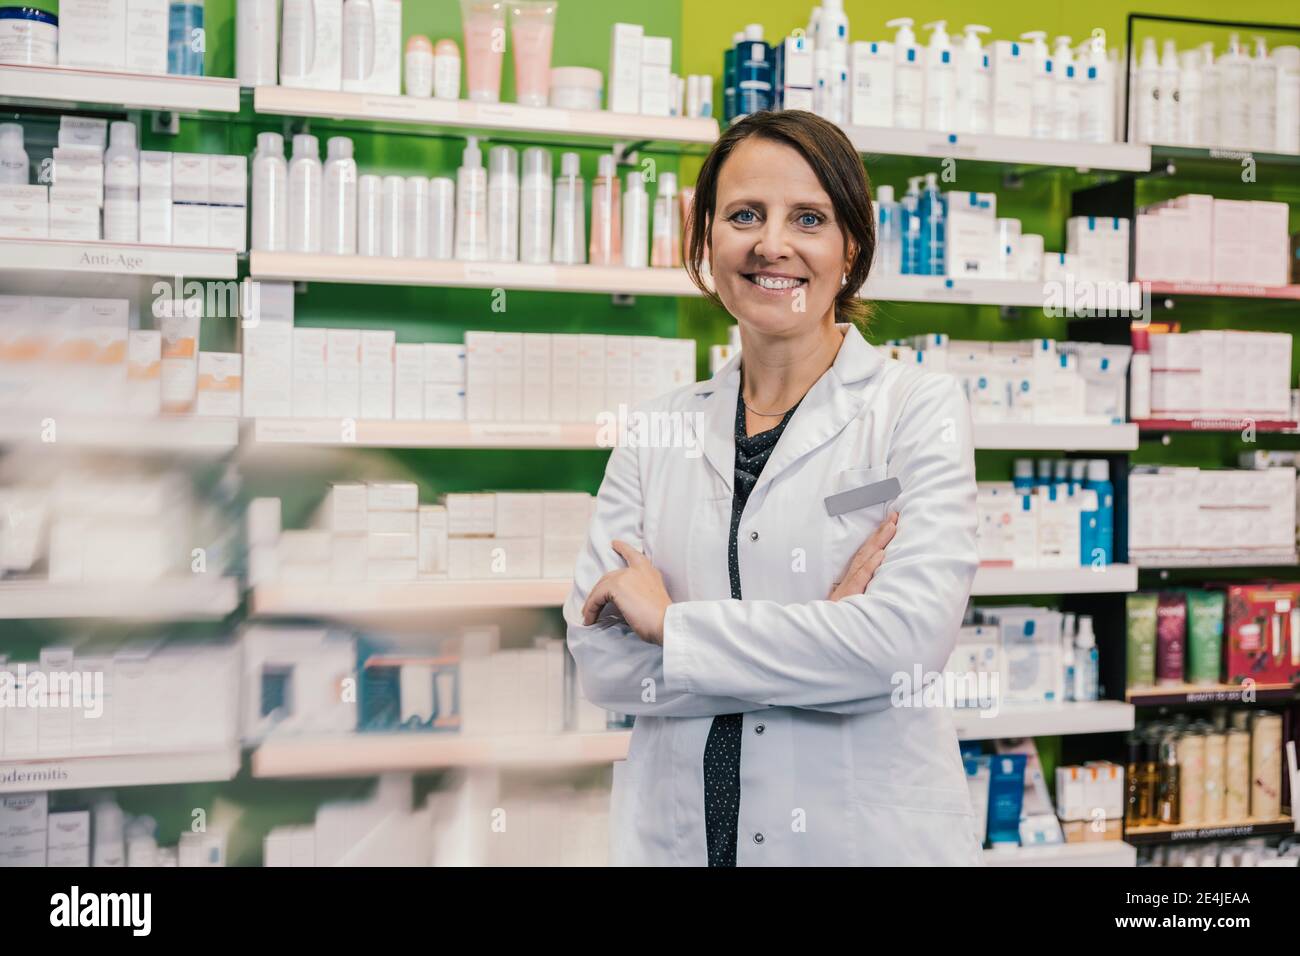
[754,218,791,261]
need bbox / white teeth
[754,275,802,290]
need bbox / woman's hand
[581,539,673,646]
[828,511,898,601]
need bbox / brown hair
[683,110,875,326]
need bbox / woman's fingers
[581,573,618,625]
[828,512,898,601]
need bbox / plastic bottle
[621,168,648,268]
[280,0,316,83]
[288,133,322,253]
[488,145,519,262]
[455,136,488,261]
[404,175,430,258]
[899,176,922,275]
[519,147,552,264]
[735,24,773,117]
[1275,46,1300,154]
[103,121,140,243]
[342,0,375,86]
[1061,617,1077,703]
[1249,37,1278,152]
[588,152,621,266]
[1075,616,1099,702]
[1080,29,1113,144]
[917,172,944,275]
[0,123,28,185]
[428,176,455,260]
[380,174,404,257]
[1021,32,1053,139]
[551,151,585,265]
[321,136,358,255]
[1051,35,1079,140]
[873,184,901,275]
[1158,39,1180,145]
[1218,34,1251,148]
[236,0,278,87]
[1136,37,1159,143]
[812,48,831,119]
[722,30,743,122]
[651,171,679,268]
[958,25,992,133]
[888,18,923,130]
[823,0,850,123]
[357,173,382,256]
[1198,42,1220,149]
[250,132,287,251]
[922,20,955,131]
[1013,458,1035,493]
[1084,459,1113,566]
[435,39,462,100]
[92,800,126,867]
[168,0,205,76]
[1177,49,1202,146]
[405,35,435,97]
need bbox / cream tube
[405,35,435,97]
[461,0,505,103]
[435,39,462,99]
[509,1,557,107]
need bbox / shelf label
[461,263,558,287]
[474,102,569,131]
[469,423,563,442]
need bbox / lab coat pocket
[823,464,894,587]
[851,777,983,866]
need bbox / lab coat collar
[689,322,882,496]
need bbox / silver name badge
[823,477,901,517]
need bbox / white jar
[549,66,602,111]
[0,6,58,66]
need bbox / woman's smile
[742,271,809,296]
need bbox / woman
[563,110,983,867]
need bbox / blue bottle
[918,172,945,275]
[168,1,205,77]
[1012,459,1035,493]
[1083,459,1113,566]
[735,27,773,117]
[1035,458,1053,488]
[723,35,740,122]
[1077,485,1099,566]
[900,177,922,275]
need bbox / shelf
[0,745,241,793]
[845,125,1151,172]
[950,700,1135,741]
[251,578,571,623]
[866,275,1049,306]
[972,422,1139,451]
[971,564,1138,596]
[0,238,237,279]
[252,731,631,779]
[1149,143,1300,168]
[0,578,240,621]
[1133,553,1299,570]
[1125,815,1295,846]
[251,418,603,449]
[253,85,719,149]
[1136,417,1298,433]
[0,415,239,454]
[1145,281,1300,301]
[0,64,239,114]
[984,841,1136,867]
[1126,682,1297,707]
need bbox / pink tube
[461,0,505,103]
[509,1,557,107]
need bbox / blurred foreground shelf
[983,842,1136,867]
[950,700,1135,741]
[1125,816,1295,845]
[0,744,241,793]
[0,578,240,621]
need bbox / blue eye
[730,209,757,224]
[798,212,823,227]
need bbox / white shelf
[950,700,1135,741]
[971,564,1138,596]
[0,745,241,794]
[1132,552,1298,569]
[0,238,237,279]
[971,422,1138,451]
[866,275,1047,306]
[251,418,603,449]
[252,578,571,623]
[252,731,631,779]
[983,842,1136,867]
[0,578,240,621]
[0,63,239,113]
[845,124,1151,171]
[253,85,719,147]
[0,415,239,454]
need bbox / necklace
[742,395,799,418]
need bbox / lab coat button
[749,530,759,541]
[754,723,765,735]
[753,832,765,845]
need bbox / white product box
[493,332,523,422]
[58,117,108,149]
[494,493,544,537]
[779,35,814,110]
[49,198,100,241]
[417,505,448,576]
[464,331,495,422]
[368,510,416,534]
[159,311,199,413]
[195,352,243,417]
[0,184,49,239]
[445,493,479,536]
[577,333,606,422]
[1170,194,1213,280]
[423,383,465,420]
[549,332,580,422]
[367,481,418,512]
[242,322,293,417]
[423,342,466,383]
[243,279,295,325]
[291,328,327,418]
[140,198,172,244]
[126,329,162,416]
[367,531,417,560]
[521,333,551,423]
[1249,200,1290,287]
[360,329,395,420]
[0,792,48,867]
[640,36,673,117]
[279,530,332,564]
[394,343,424,420]
[210,206,247,252]
[945,192,998,278]
[318,482,367,533]
[325,329,361,419]
[341,0,401,95]
[366,558,417,582]
[330,533,366,583]
[209,155,248,207]
[603,335,632,413]
[447,536,492,578]
[58,0,126,70]
[247,497,282,549]
[991,40,1032,137]
[281,0,342,91]
[172,203,210,246]
[171,153,210,205]
[543,492,591,536]
[850,40,894,127]
[47,810,91,867]
[543,534,585,578]
[488,536,542,578]
[609,23,645,114]
[125,0,169,74]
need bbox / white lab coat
[564,321,984,866]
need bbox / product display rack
[983,842,1137,866]
[1125,683,1298,707]
[0,745,242,795]
[0,578,240,621]
[0,415,241,455]
[845,124,1152,172]
[0,237,238,280]
[0,63,241,115]
[1125,815,1296,846]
